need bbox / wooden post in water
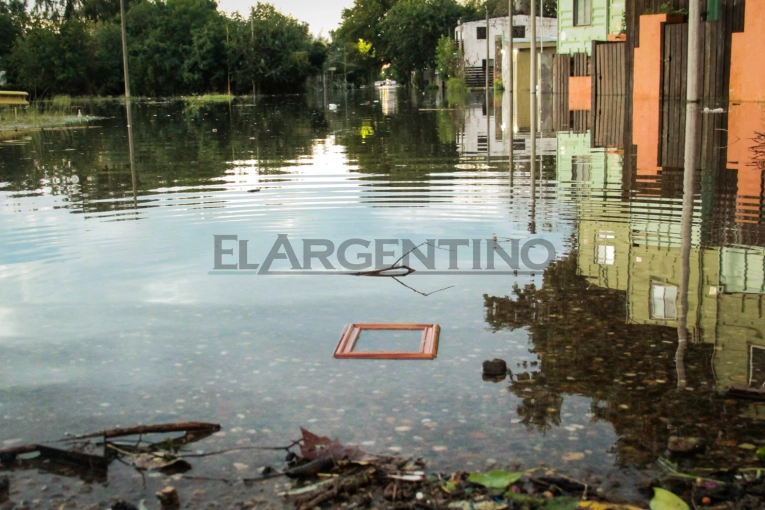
[677,0,703,388]
[505,0,515,181]
[118,0,136,206]
[508,0,514,177]
[119,0,130,99]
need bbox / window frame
[574,0,592,27]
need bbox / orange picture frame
[334,324,440,359]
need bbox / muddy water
[0,90,764,505]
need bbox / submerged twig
[180,439,302,458]
[391,277,455,297]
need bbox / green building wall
[557,0,625,55]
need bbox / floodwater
[1,90,764,503]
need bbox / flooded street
[0,89,764,504]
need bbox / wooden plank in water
[0,91,29,106]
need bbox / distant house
[454,15,557,89]
[557,0,625,55]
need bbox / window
[477,26,487,39]
[650,284,678,320]
[595,245,615,265]
[750,346,765,387]
[574,0,592,26]
[572,155,591,181]
[512,26,526,38]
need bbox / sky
[216,0,355,37]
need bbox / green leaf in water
[756,446,765,461]
[467,470,522,489]
[650,487,689,510]
[544,496,580,510]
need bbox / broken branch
[60,422,221,441]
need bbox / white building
[454,15,557,89]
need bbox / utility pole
[119,0,131,99]
[251,13,255,97]
[226,22,231,96]
[485,7,490,92]
[118,0,136,207]
[508,0,514,174]
[530,0,536,182]
[677,0,703,388]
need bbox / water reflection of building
[455,94,556,159]
[558,132,765,396]
[377,86,398,116]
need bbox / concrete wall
[730,0,765,102]
[456,15,557,67]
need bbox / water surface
[1,91,764,502]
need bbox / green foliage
[379,0,462,82]
[446,77,466,103]
[462,0,556,21]
[643,2,687,15]
[493,76,503,91]
[227,3,324,94]
[2,0,323,97]
[466,470,522,489]
[435,34,462,80]
[335,0,396,59]
[650,488,689,510]
[7,19,100,97]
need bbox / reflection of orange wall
[569,76,592,111]
[633,14,683,176]
[730,2,765,102]
[727,103,765,224]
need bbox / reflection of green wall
[624,243,764,391]
[575,201,765,393]
[625,246,720,336]
[578,219,630,291]
[560,131,628,290]
[557,0,625,55]
[714,293,765,388]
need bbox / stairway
[465,66,494,88]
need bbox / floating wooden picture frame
[334,324,440,359]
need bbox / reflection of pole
[127,100,137,207]
[118,0,136,206]
[677,0,703,389]
[487,95,491,162]
[529,119,536,235]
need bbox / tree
[0,0,26,64]
[462,0,556,21]
[379,0,462,83]
[228,3,324,94]
[335,0,397,59]
[435,34,462,80]
[6,18,99,97]
[2,0,324,96]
